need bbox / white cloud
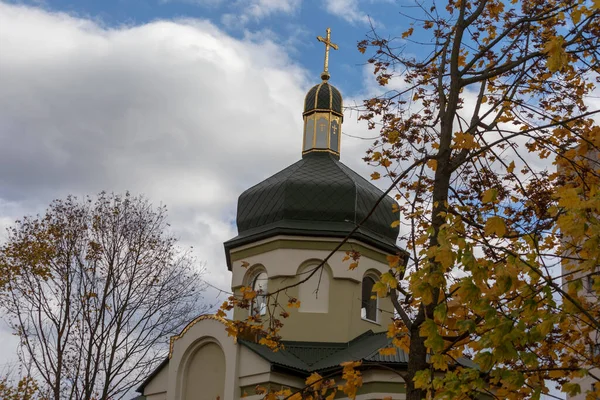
[0,0,316,362]
[0,0,317,273]
[0,0,389,371]
[222,0,301,28]
[324,0,373,25]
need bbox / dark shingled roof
[240,330,477,375]
[224,152,400,267]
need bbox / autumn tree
[0,192,207,400]
[223,0,600,399]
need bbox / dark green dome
[303,82,343,117]
[224,153,399,267]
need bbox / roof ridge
[348,329,376,343]
[282,344,319,367]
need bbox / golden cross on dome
[317,27,338,81]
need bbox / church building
[136,28,414,400]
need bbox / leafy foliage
[225,0,600,398]
[0,376,43,400]
[354,0,600,397]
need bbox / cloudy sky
[1,3,596,395]
[0,0,406,367]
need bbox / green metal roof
[224,152,401,268]
[239,331,408,374]
[239,330,477,374]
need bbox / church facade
[136,29,414,400]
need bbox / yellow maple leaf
[379,346,397,356]
[287,299,301,308]
[543,35,568,73]
[571,7,582,24]
[435,247,454,269]
[402,27,414,39]
[506,160,515,174]
[372,281,388,297]
[427,159,438,171]
[557,187,580,208]
[488,0,504,18]
[453,132,479,149]
[259,337,279,349]
[430,353,449,371]
[381,272,398,289]
[306,372,323,386]
[414,370,431,389]
[485,216,506,237]
[241,286,256,300]
[481,188,497,204]
[215,309,226,318]
[387,255,401,268]
[225,324,238,337]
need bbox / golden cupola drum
[302,27,343,159]
[302,81,343,157]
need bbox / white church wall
[143,362,169,400]
[229,236,396,343]
[230,236,392,289]
[237,345,271,384]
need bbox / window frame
[361,272,380,324]
[247,268,268,317]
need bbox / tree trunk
[405,312,429,400]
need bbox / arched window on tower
[249,270,268,316]
[297,262,330,313]
[361,274,378,322]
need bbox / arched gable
[168,315,239,400]
[169,314,229,358]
